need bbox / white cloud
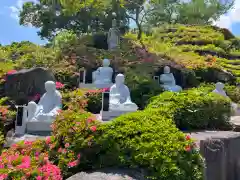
[9,0,37,21]
[213,0,240,29]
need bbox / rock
[4,67,55,104]
[67,168,147,180]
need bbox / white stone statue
[109,74,138,111]
[92,58,113,88]
[212,82,239,114]
[160,66,182,92]
[26,81,62,122]
[212,82,227,97]
[107,19,120,50]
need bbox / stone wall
[191,131,240,180]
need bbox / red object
[185,145,191,152]
[56,82,64,89]
[90,126,97,132]
[185,134,191,141]
[7,70,17,75]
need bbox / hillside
[0,24,240,89]
[135,24,240,83]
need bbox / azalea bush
[0,135,82,179]
[84,89,103,113]
[77,109,203,180]
[147,87,232,130]
[0,139,63,180]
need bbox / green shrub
[125,71,163,109]
[147,88,232,130]
[53,30,78,51]
[61,89,88,110]
[198,83,240,104]
[74,109,203,180]
[84,90,102,113]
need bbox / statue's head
[103,58,110,67]
[216,82,224,90]
[45,81,56,93]
[115,73,125,85]
[112,19,117,28]
[163,66,170,74]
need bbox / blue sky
[1,0,240,45]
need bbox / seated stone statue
[212,82,238,112]
[160,66,182,92]
[109,74,138,111]
[212,82,227,97]
[27,81,62,122]
[92,58,113,88]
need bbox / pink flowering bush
[0,140,62,179]
[0,136,83,179]
[56,81,64,89]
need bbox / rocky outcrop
[4,67,55,104]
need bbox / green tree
[19,0,128,40]
[147,0,234,26]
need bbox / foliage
[61,89,88,110]
[84,89,102,114]
[0,136,83,179]
[125,70,163,109]
[198,83,240,104]
[0,139,63,179]
[75,109,203,180]
[53,30,78,50]
[146,0,234,27]
[19,0,128,40]
[147,88,232,130]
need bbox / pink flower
[101,87,110,92]
[90,126,97,132]
[77,154,81,159]
[68,160,79,168]
[185,134,191,141]
[0,174,7,180]
[36,176,42,180]
[65,143,70,148]
[185,145,191,152]
[7,70,17,75]
[56,82,64,89]
[45,136,51,144]
[58,148,62,153]
[87,117,95,124]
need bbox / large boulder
[4,67,55,104]
[67,168,147,180]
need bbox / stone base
[79,83,113,89]
[79,83,96,89]
[26,121,53,133]
[4,134,48,148]
[101,110,136,121]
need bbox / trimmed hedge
[147,88,232,130]
[74,109,204,180]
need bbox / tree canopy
[19,0,235,40]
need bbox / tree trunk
[137,23,142,40]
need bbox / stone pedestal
[26,121,53,133]
[101,110,135,121]
[79,83,97,89]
